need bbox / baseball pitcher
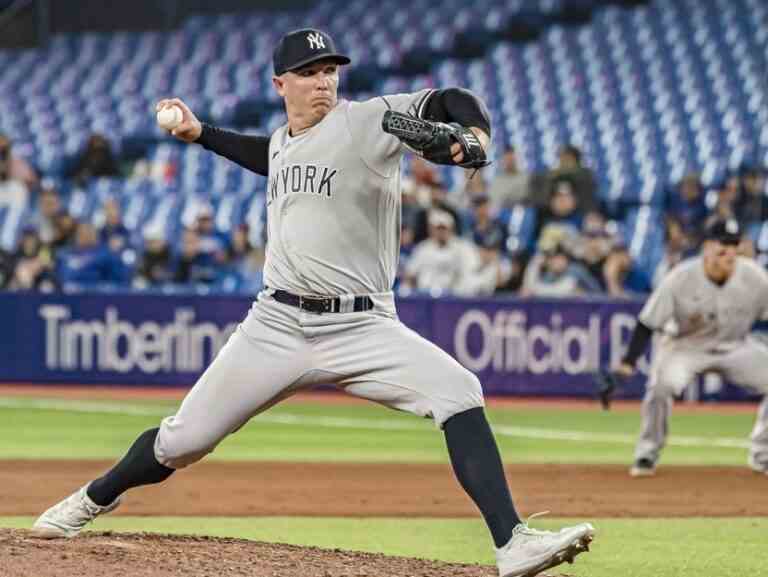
[615,219,768,477]
[31,29,594,576]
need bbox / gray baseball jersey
[639,256,768,349]
[263,89,434,296]
[634,255,768,466]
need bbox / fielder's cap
[273,28,351,76]
[705,218,742,245]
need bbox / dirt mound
[0,529,522,577]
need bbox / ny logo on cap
[307,32,326,50]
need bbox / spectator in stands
[401,182,425,251]
[738,166,767,224]
[463,226,513,296]
[98,197,131,252]
[405,155,441,204]
[234,247,266,293]
[467,194,505,248]
[8,229,55,291]
[225,223,249,265]
[403,210,478,296]
[193,205,229,265]
[519,226,556,297]
[530,145,597,213]
[652,216,694,287]
[28,187,64,244]
[56,222,131,287]
[703,174,744,233]
[134,228,173,289]
[173,228,218,285]
[574,213,616,291]
[50,212,78,253]
[68,134,120,186]
[487,146,529,211]
[536,177,583,237]
[0,133,38,190]
[219,225,264,293]
[0,166,29,252]
[522,242,601,297]
[411,184,463,243]
[668,173,707,239]
[602,243,651,297]
[0,248,13,289]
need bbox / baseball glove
[593,370,626,411]
[381,110,490,169]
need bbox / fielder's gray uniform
[154,91,484,468]
[635,256,768,466]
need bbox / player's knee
[649,362,689,400]
[154,417,218,469]
[646,376,679,401]
[438,368,485,426]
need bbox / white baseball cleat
[31,485,121,539]
[629,458,657,477]
[495,514,595,577]
[748,456,768,476]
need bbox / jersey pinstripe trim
[414,89,436,118]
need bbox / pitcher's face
[274,59,339,128]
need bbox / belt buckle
[299,295,332,313]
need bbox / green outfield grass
[1,394,765,576]
[1,516,765,577]
[0,395,757,465]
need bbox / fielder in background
[615,219,768,477]
[31,28,594,577]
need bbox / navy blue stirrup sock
[443,407,522,547]
[87,427,174,507]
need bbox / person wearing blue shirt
[56,222,131,288]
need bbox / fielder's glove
[381,110,490,169]
[593,369,626,411]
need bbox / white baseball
[157,105,183,130]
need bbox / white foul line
[0,397,750,449]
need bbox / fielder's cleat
[629,458,657,477]
[495,514,595,577]
[747,456,768,476]
[31,484,121,539]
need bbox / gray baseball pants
[154,291,484,468]
[635,336,768,467]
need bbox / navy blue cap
[273,28,351,76]
[705,218,742,245]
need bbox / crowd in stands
[397,144,765,298]
[0,131,267,294]
[0,128,765,298]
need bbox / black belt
[271,289,374,314]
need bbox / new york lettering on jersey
[267,164,338,204]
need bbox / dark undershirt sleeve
[195,123,270,176]
[421,87,491,136]
[621,321,653,367]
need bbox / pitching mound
[0,529,526,577]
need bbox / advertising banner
[0,292,757,400]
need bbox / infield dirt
[2,460,766,518]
